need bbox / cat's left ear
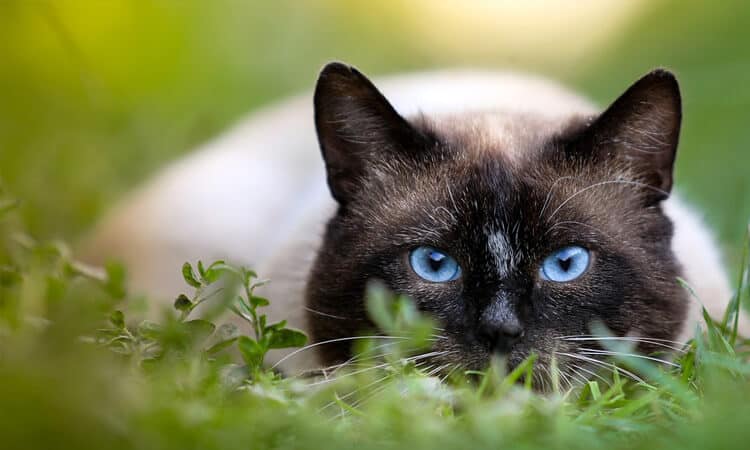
[576,69,681,202]
[314,62,431,205]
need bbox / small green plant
[95,260,307,381]
[182,260,307,377]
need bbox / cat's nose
[478,299,523,354]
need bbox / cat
[84,62,747,382]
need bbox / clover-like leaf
[268,328,307,350]
[250,296,270,308]
[202,260,230,284]
[264,320,287,333]
[173,294,193,313]
[183,319,216,346]
[182,262,202,288]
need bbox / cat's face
[306,63,687,386]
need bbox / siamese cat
[84,62,747,382]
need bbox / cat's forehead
[402,110,608,226]
[416,110,591,166]
[369,108,627,244]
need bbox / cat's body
[84,65,744,378]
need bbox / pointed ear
[314,62,428,205]
[576,69,682,203]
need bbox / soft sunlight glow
[406,0,649,70]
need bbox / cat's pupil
[428,251,445,271]
[558,256,572,272]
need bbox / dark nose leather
[478,298,523,354]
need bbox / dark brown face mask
[306,62,686,388]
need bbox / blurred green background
[0,0,748,264]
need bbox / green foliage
[365,280,436,356]
[2,186,750,450]
[93,258,307,382]
[2,3,750,447]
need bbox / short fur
[308,64,686,378]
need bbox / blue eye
[540,246,590,282]
[409,246,461,282]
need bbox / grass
[1,186,750,450]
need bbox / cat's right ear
[314,62,428,205]
[571,69,682,204]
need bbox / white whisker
[425,364,450,377]
[545,220,613,240]
[305,342,402,379]
[557,334,687,344]
[271,335,410,369]
[556,351,646,385]
[317,371,395,413]
[303,307,352,320]
[555,365,574,391]
[307,351,451,387]
[567,366,590,387]
[439,364,460,384]
[569,363,611,387]
[336,360,437,418]
[539,175,578,219]
[547,179,669,220]
[558,335,688,353]
[308,361,394,387]
[578,348,681,368]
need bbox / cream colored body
[84,70,745,373]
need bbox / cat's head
[305,62,687,386]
